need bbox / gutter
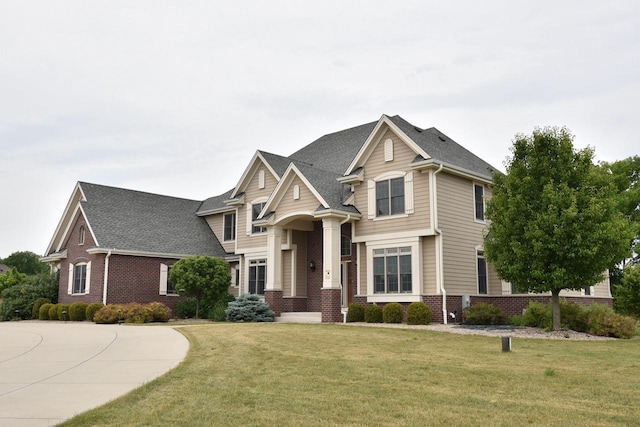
[432,163,447,324]
[102,250,111,305]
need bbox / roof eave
[412,159,493,184]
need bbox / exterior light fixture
[309,261,316,272]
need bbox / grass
[60,323,640,426]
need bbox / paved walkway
[0,321,189,427]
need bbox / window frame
[368,171,413,220]
[477,250,488,294]
[366,238,421,303]
[79,226,85,245]
[251,201,267,234]
[474,183,485,222]
[248,259,267,295]
[72,263,89,294]
[223,212,236,241]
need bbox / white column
[322,217,341,289]
[266,225,283,291]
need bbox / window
[252,202,266,233]
[376,177,405,216]
[584,286,591,296]
[341,235,352,256]
[73,264,87,294]
[474,184,485,221]
[224,212,236,241]
[160,263,178,296]
[166,266,177,295]
[373,247,412,293]
[79,226,85,245]
[477,251,487,294]
[249,259,266,295]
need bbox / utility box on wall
[462,294,471,309]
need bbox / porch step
[275,312,322,324]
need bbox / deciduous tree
[485,127,634,330]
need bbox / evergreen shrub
[146,302,172,322]
[364,304,383,323]
[382,302,403,323]
[69,302,88,321]
[406,301,432,325]
[346,302,365,322]
[225,294,275,322]
[85,303,105,322]
[57,304,70,321]
[522,301,550,328]
[463,302,507,325]
[175,297,198,319]
[32,298,51,319]
[124,303,151,324]
[39,303,53,320]
[48,304,59,320]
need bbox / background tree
[613,263,640,318]
[168,256,231,319]
[0,272,58,320]
[1,251,49,275]
[484,127,634,330]
[0,268,27,294]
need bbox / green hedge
[364,304,383,323]
[406,302,431,325]
[69,302,88,321]
[346,303,365,322]
[382,302,403,323]
[86,303,105,322]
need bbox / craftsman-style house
[42,114,612,321]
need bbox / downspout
[432,164,447,324]
[339,214,351,225]
[102,250,111,305]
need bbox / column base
[264,290,284,317]
[321,288,342,323]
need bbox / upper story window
[368,172,414,219]
[79,226,85,245]
[252,202,267,234]
[474,184,485,221]
[224,212,236,241]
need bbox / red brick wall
[106,255,184,311]
[468,294,613,318]
[322,288,342,322]
[58,214,105,305]
[282,297,308,312]
[306,221,324,312]
[264,290,283,316]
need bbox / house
[42,114,613,321]
[0,264,11,275]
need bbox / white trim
[85,261,91,294]
[160,263,168,295]
[45,182,86,255]
[473,182,486,224]
[384,138,393,162]
[352,228,435,243]
[223,212,236,242]
[262,163,330,215]
[365,237,422,300]
[231,151,281,199]
[258,170,266,189]
[67,263,73,295]
[293,185,300,200]
[412,158,492,184]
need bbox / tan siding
[422,236,437,294]
[205,213,235,253]
[236,162,277,252]
[358,243,367,295]
[293,231,307,296]
[353,128,430,239]
[275,176,322,222]
[283,250,291,296]
[437,172,487,295]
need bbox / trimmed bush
[382,302,404,323]
[57,304,70,321]
[69,302,88,321]
[93,304,126,324]
[364,304,383,323]
[346,302,365,322]
[406,301,431,325]
[225,294,275,322]
[587,304,637,339]
[39,303,53,320]
[522,301,550,328]
[559,300,588,332]
[86,303,105,322]
[124,303,152,324]
[509,314,524,326]
[32,298,51,319]
[463,302,507,325]
[48,304,59,320]
[146,302,172,322]
[175,297,198,319]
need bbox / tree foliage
[0,273,59,320]
[168,256,231,319]
[485,127,635,330]
[613,263,640,318]
[1,251,49,275]
[0,268,27,293]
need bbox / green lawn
[60,323,640,426]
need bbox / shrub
[57,304,70,321]
[93,304,126,324]
[586,304,638,339]
[124,303,152,324]
[463,302,507,325]
[0,273,58,320]
[32,298,51,319]
[559,300,588,332]
[86,303,105,322]
[175,297,198,319]
[208,294,236,322]
[509,314,524,326]
[522,301,551,328]
[346,302,366,322]
[382,302,404,323]
[146,302,172,322]
[48,304,59,320]
[39,303,53,320]
[364,304,383,323]
[69,302,88,321]
[406,302,432,325]
[225,294,275,322]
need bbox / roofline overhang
[85,247,231,260]
[40,250,68,263]
[313,209,362,220]
[196,206,236,217]
[225,193,245,207]
[411,159,493,184]
[337,167,364,184]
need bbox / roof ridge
[79,181,203,203]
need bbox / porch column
[265,225,283,316]
[321,217,342,322]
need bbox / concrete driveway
[0,321,189,427]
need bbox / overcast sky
[1,0,638,259]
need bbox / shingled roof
[79,182,227,257]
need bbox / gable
[231,151,283,199]
[45,182,96,255]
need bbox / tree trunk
[551,289,561,331]
[195,298,200,319]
